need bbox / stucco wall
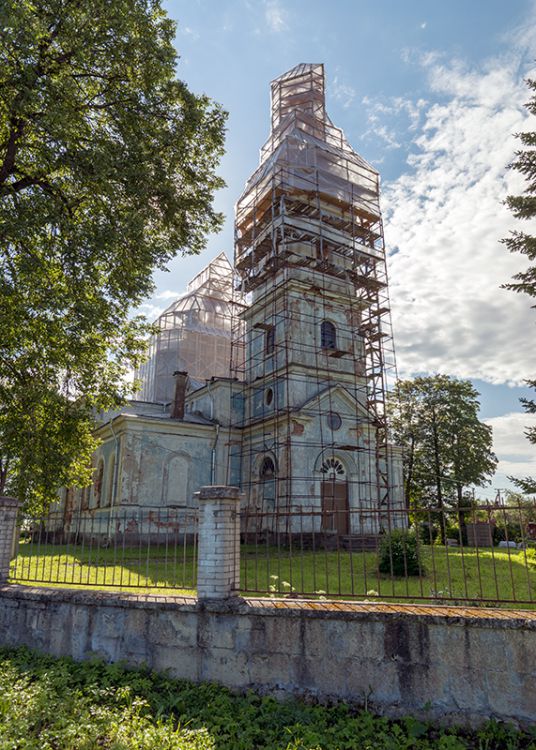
[0,585,534,728]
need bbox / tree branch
[0,119,25,184]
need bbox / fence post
[195,485,241,601]
[0,496,19,582]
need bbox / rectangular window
[265,325,275,355]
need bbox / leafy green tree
[0,0,226,510]
[502,76,536,493]
[389,376,497,527]
[488,491,536,544]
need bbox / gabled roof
[297,384,371,420]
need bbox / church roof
[271,62,324,84]
[159,252,235,319]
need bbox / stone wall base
[0,585,534,728]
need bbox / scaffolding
[229,63,401,536]
[137,253,241,403]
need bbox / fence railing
[240,503,536,606]
[9,506,198,592]
[6,495,536,607]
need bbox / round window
[265,388,274,406]
[327,412,342,431]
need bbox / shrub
[378,528,424,577]
[524,547,536,569]
[445,522,460,538]
[417,521,438,545]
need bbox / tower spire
[270,63,325,133]
[230,65,402,537]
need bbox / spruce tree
[502,77,536,493]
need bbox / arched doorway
[320,457,349,535]
[259,456,276,513]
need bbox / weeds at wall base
[0,646,534,750]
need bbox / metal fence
[8,500,536,607]
[10,506,198,591]
[240,503,536,606]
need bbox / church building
[59,64,404,539]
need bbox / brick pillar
[195,485,241,601]
[0,497,19,581]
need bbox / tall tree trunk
[0,457,8,495]
[431,408,445,543]
[456,481,467,546]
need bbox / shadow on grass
[10,540,197,594]
[9,542,536,607]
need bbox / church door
[321,480,349,535]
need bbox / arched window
[320,457,346,479]
[105,454,115,508]
[260,456,276,513]
[91,459,105,508]
[321,320,337,350]
[260,456,275,479]
[265,325,275,355]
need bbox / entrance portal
[321,481,349,534]
[320,457,350,535]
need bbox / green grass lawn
[242,544,536,605]
[9,539,198,595]
[9,540,536,607]
[1,646,535,750]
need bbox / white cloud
[420,22,427,30]
[361,95,427,146]
[155,289,182,301]
[383,48,536,385]
[375,125,401,150]
[504,2,536,51]
[332,76,356,109]
[178,25,199,41]
[485,412,536,489]
[264,0,288,32]
[138,302,166,321]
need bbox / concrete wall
[0,585,534,728]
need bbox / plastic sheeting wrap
[239,134,379,217]
[235,64,382,275]
[136,253,243,403]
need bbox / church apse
[229,63,403,535]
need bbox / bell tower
[230,64,399,530]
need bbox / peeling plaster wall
[0,586,534,728]
[64,416,218,519]
[109,420,214,509]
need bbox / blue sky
[144,0,536,494]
